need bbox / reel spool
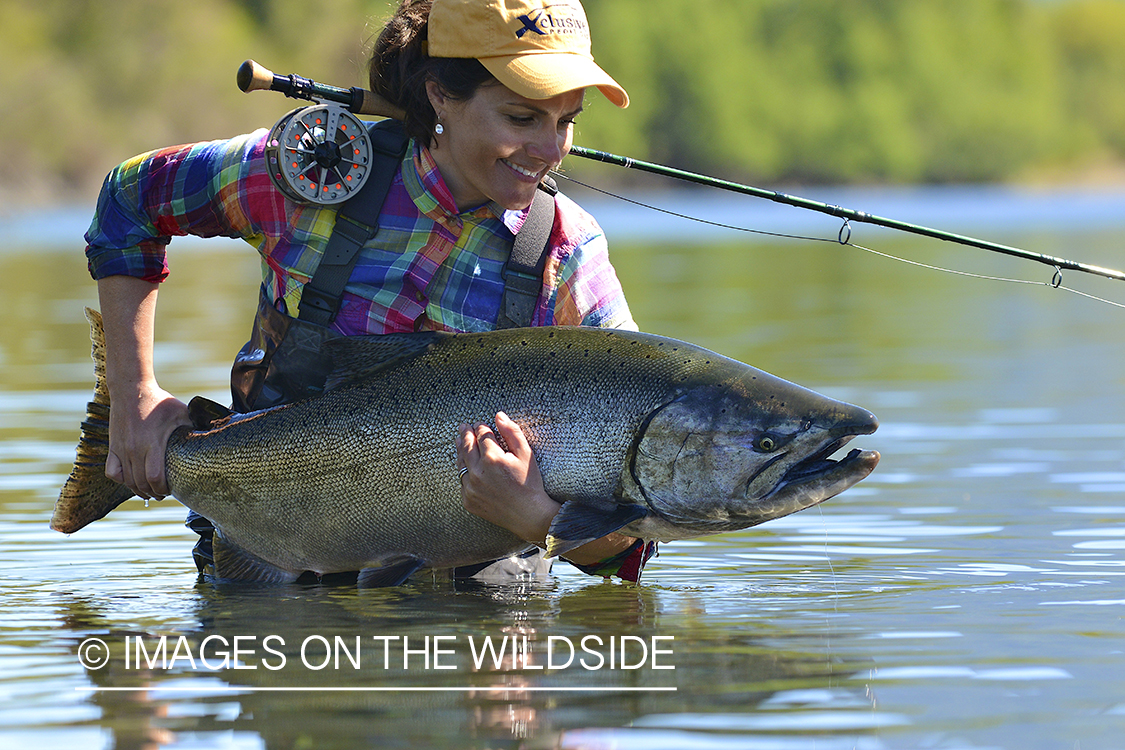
[264,104,373,205]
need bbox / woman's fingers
[455,422,476,484]
[146,447,170,499]
[459,413,530,465]
[456,422,474,458]
[108,446,154,500]
[474,421,500,447]
[106,390,190,500]
[493,411,532,461]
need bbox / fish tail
[50,308,135,533]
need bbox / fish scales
[52,309,879,585]
[165,328,728,573]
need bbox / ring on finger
[458,466,469,482]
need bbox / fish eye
[755,435,779,452]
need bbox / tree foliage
[579,0,1087,184]
[1,0,1124,203]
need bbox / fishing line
[552,172,1125,310]
[851,244,1125,309]
[817,504,839,612]
[233,58,1125,299]
[552,171,841,245]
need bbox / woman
[85,0,655,582]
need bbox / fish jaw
[627,376,880,539]
[750,444,880,524]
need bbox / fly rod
[238,60,1125,283]
[568,146,1125,283]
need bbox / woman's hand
[455,411,636,565]
[456,411,556,543]
[106,383,191,500]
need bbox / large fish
[52,308,879,586]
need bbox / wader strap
[496,177,557,329]
[235,129,557,409]
[298,119,409,327]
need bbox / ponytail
[369,0,493,146]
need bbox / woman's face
[426,81,584,212]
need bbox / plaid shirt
[85,129,636,335]
[85,127,651,581]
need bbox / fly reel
[264,104,373,205]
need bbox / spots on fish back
[417,328,738,408]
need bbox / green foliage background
[2,0,1124,204]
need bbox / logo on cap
[514,5,589,40]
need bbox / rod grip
[237,59,276,93]
[238,59,405,120]
[350,88,406,121]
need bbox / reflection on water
[2,212,1125,748]
[50,576,866,749]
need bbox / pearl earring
[435,122,444,135]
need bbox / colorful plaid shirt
[85,127,651,581]
[85,130,636,335]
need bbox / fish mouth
[785,437,868,482]
[773,438,880,501]
[776,407,880,496]
[754,405,880,500]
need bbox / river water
[2,186,1124,749]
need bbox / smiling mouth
[502,159,541,179]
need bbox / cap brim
[480,53,629,109]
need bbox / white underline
[76,686,677,693]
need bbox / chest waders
[190,118,559,580]
[230,119,558,412]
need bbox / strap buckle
[298,285,341,318]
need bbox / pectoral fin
[545,501,647,559]
[212,531,301,584]
[358,556,427,588]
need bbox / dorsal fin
[322,331,447,390]
[187,396,235,429]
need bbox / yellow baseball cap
[428,0,629,108]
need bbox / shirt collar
[404,141,528,233]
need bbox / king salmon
[52,308,879,586]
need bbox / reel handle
[237,59,405,120]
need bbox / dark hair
[369,0,495,146]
